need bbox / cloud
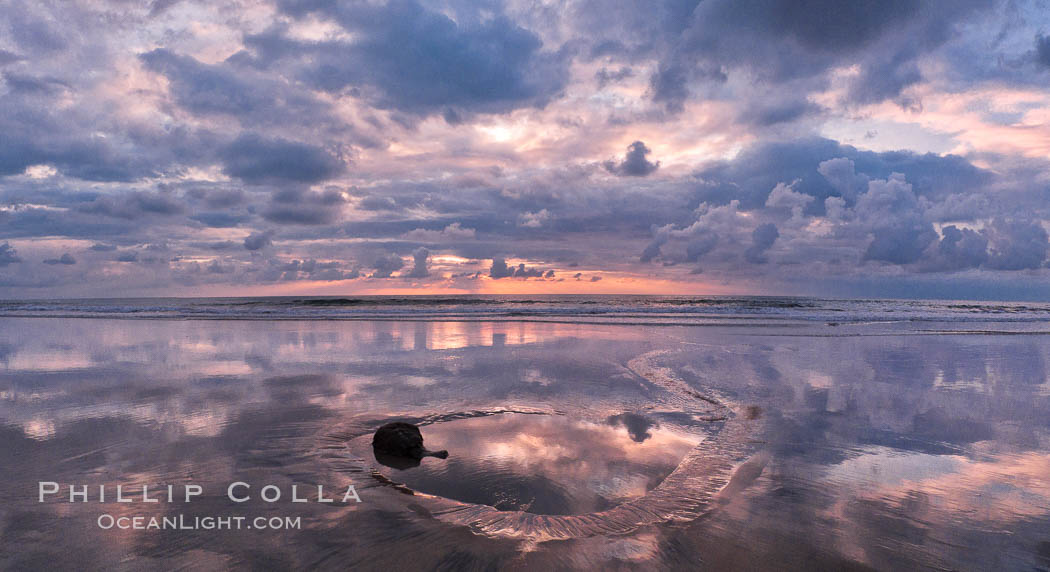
[402,223,476,241]
[371,253,405,278]
[243,230,274,251]
[490,257,513,278]
[518,209,551,228]
[646,0,995,111]
[765,180,815,219]
[697,138,989,211]
[817,158,868,205]
[855,174,937,265]
[266,0,570,118]
[926,225,988,271]
[76,192,185,219]
[489,257,551,279]
[595,66,634,87]
[1038,34,1050,68]
[685,233,719,263]
[984,218,1048,270]
[264,187,347,225]
[745,223,779,264]
[640,224,672,263]
[139,48,343,132]
[42,253,76,265]
[0,242,23,266]
[406,247,429,278]
[603,141,660,177]
[219,133,344,184]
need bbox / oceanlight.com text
[97,514,302,531]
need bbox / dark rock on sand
[372,422,448,466]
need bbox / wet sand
[2,317,1049,570]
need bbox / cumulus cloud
[406,247,430,278]
[856,174,937,265]
[984,218,1049,270]
[403,223,476,241]
[243,230,274,251]
[818,158,868,205]
[489,257,513,278]
[518,209,551,228]
[489,257,551,279]
[745,223,779,264]
[926,225,988,271]
[685,233,719,263]
[604,141,660,177]
[371,253,405,278]
[640,224,672,263]
[42,253,76,265]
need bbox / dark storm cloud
[219,133,344,184]
[603,141,660,177]
[261,0,570,117]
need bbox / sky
[2,0,1050,299]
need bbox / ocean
[1,296,1049,570]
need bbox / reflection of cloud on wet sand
[374,413,701,514]
[846,451,1050,524]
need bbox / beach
[2,296,1049,570]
